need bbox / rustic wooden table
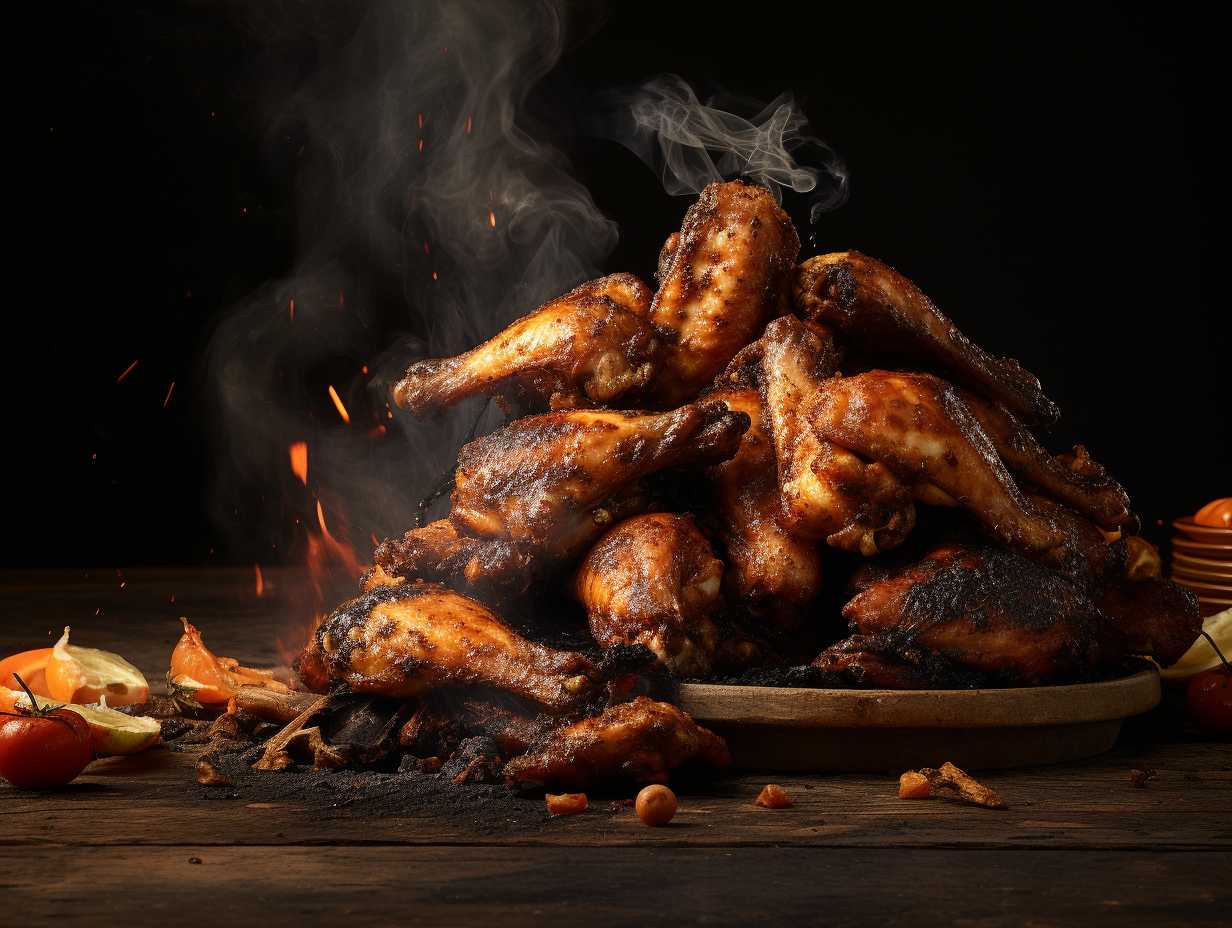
[1,569,1228,926]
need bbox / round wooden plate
[678,668,1160,773]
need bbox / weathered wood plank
[2,847,1227,927]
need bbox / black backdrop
[17,1,1225,567]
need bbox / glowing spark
[289,298,296,320]
[361,365,369,375]
[327,385,350,423]
[465,114,473,135]
[423,241,430,255]
[417,112,424,129]
[432,271,439,281]
[254,564,265,597]
[338,289,345,308]
[488,209,496,228]
[316,499,328,535]
[417,138,424,153]
[289,442,308,484]
[162,381,176,408]
[116,360,139,383]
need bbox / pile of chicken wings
[296,181,1200,788]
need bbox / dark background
[18,1,1225,567]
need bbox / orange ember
[289,442,309,484]
[488,209,497,228]
[254,563,265,597]
[163,381,176,408]
[327,385,351,423]
[289,298,296,320]
[117,359,139,383]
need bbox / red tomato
[0,705,93,789]
[1186,667,1232,736]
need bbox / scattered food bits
[545,792,588,816]
[899,761,1005,809]
[635,784,678,826]
[196,759,232,787]
[754,784,793,809]
[1128,768,1158,788]
[898,770,932,799]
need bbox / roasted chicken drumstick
[450,401,748,554]
[649,180,799,405]
[503,696,731,789]
[794,251,1059,424]
[704,387,823,624]
[752,316,915,554]
[576,513,722,677]
[394,274,656,414]
[298,582,597,714]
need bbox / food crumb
[898,770,932,799]
[188,857,202,865]
[545,792,588,816]
[754,784,793,809]
[1128,768,1158,788]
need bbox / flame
[327,385,351,423]
[117,360,139,383]
[488,209,496,228]
[254,563,265,597]
[162,381,176,408]
[289,441,309,484]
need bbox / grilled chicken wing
[755,316,915,554]
[958,390,1131,528]
[576,513,722,677]
[371,519,535,595]
[451,402,748,554]
[649,180,799,405]
[394,274,656,414]
[297,582,597,713]
[833,544,1113,685]
[807,370,1078,567]
[503,696,731,789]
[794,251,1058,424]
[705,387,823,624]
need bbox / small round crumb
[635,784,678,826]
[545,792,588,816]
[754,784,792,809]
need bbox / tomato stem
[1200,631,1230,672]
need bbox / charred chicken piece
[576,513,722,677]
[298,582,597,714]
[836,544,1114,685]
[371,519,535,596]
[394,274,656,414]
[451,402,749,554]
[705,387,823,625]
[807,370,1076,567]
[958,390,1131,529]
[1095,578,1201,668]
[794,251,1059,424]
[649,180,800,405]
[755,316,916,554]
[503,696,731,789]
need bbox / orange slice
[0,647,54,696]
[45,627,149,707]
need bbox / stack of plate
[1172,518,1232,616]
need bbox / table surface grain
[1,568,1228,927]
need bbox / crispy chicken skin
[754,316,915,554]
[649,180,800,405]
[503,696,731,789]
[794,251,1059,424]
[576,513,722,677]
[958,389,1131,529]
[451,402,748,554]
[807,370,1074,565]
[837,544,1113,685]
[298,582,597,714]
[704,387,824,623]
[394,274,656,414]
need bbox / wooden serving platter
[678,669,1160,773]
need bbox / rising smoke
[204,1,848,573]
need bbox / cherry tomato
[1186,666,1231,736]
[0,684,93,789]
